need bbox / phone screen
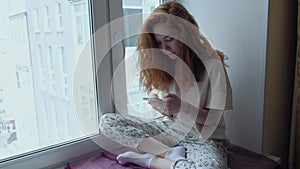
[142,97,162,101]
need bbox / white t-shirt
[169,55,233,141]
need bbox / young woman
[100,2,233,169]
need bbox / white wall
[177,0,269,152]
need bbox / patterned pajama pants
[100,113,228,169]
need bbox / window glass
[0,0,98,161]
[123,8,142,47]
[34,9,40,32]
[122,0,161,119]
[44,6,50,32]
[56,3,63,30]
[73,2,90,45]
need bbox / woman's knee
[100,113,114,120]
[100,113,117,128]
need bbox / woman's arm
[181,102,223,126]
[149,93,223,126]
[181,102,209,125]
[151,93,209,124]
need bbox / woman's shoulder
[203,54,222,63]
[202,55,224,70]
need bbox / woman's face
[152,23,181,60]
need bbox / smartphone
[142,97,162,101]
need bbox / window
[37,45,45,89]
[44,6,50,32]
[15,64,32,90]
[33,9,40,33]
[73,1,89,45]
[10,14,27,44]
[79,85,95,119]
[123,8,142,47]
[60,47,69,99]
[15,71,21,88]
[48,46,56,94]
[122,0,162,119]
[0,0,99,167]
[56,3,63,31]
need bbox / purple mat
[65,152,148,169]
[66,144,282,169]
[226,144,282,169]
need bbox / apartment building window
[15,65,32,90]
[43,101,50,141]
[60,46,69,99]
[56,3,63,31]
[34,9,40,33]
[37,45,45,89]
[48,46,56,94]
[53,106,59,139]
[15,71,21,88]
[79,85,95,119]
[44,6,50,32]
[73,2,89,45]
[10,15,27,44]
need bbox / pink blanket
[65,144,281,169]
[65,152,148,169]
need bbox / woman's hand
[163,93,181,116]
[148,93,181,117]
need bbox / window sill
[0,135,108,169]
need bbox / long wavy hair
[137,2,226,93]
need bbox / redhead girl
[100,2,232,169]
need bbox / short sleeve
[205,58,233,110]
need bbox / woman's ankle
[137,138,170,156]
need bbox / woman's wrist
[180,101,209,125]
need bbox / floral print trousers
[100,113,228,169]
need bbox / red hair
[137,2,226,93]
